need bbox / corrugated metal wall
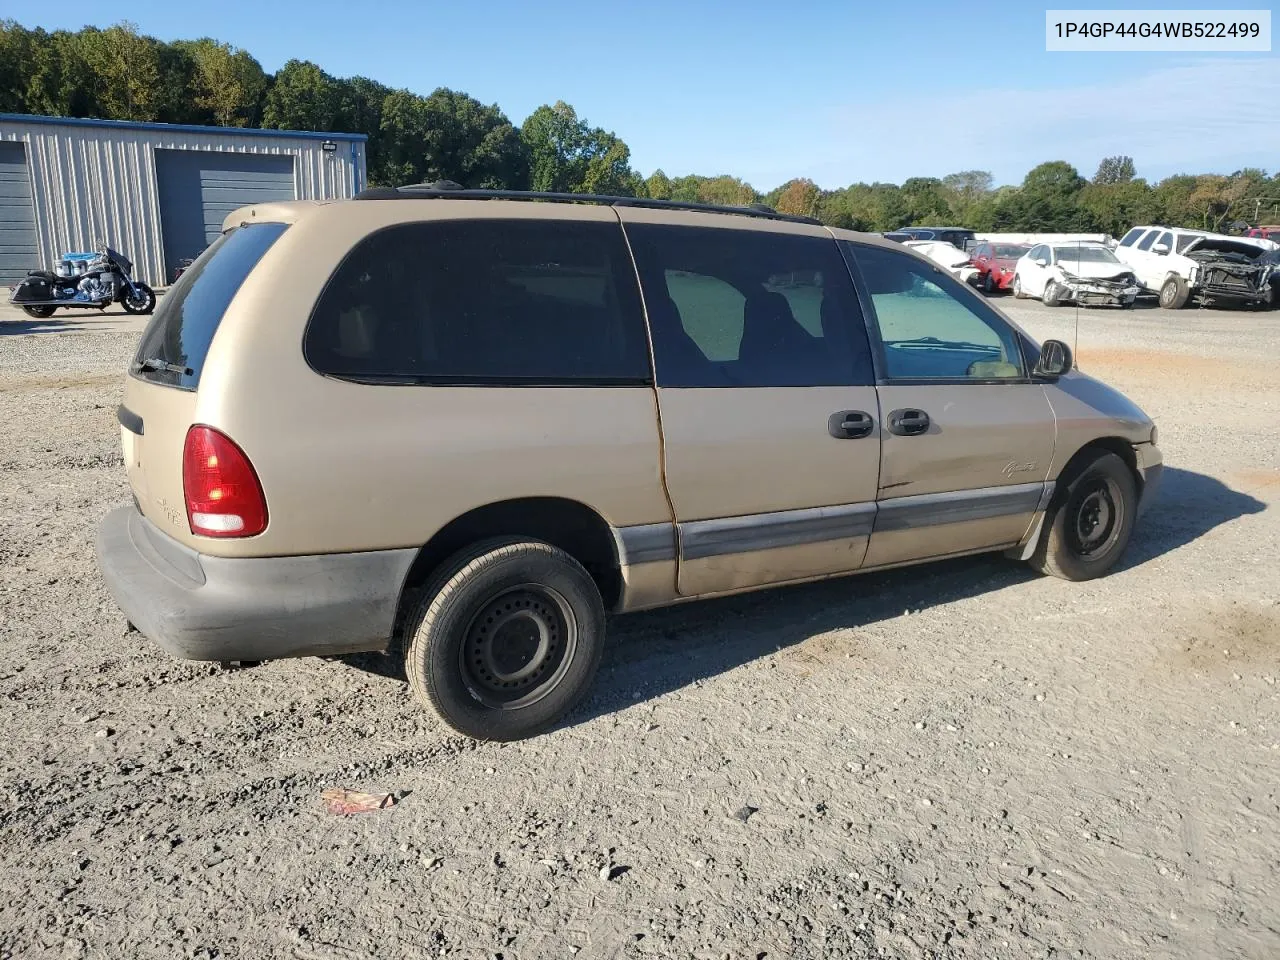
[0,119,365,285]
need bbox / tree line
[3,20,1279,236]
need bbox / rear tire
[1012,275,1027,299]
[1158,275,1190,310]
[1030,452,1137,581]
[982,272,997,295]
[22,305,55,319]
[403,538,606,741]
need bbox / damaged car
[1012,242,1140,307]
[1115,225,1279,309]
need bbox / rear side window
[132,222,288,389]
[625,224,874,388]
[1118,227,1145,247]
[305,219,650,384]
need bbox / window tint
[1175,233,1198,253]
[626,225,873,388]
[132,222,288,389]
[1135,230,1159,251]
[1155,231,1174,253]
[1118,227,1145,247]
[305,219,650,384]
[847,243,1026,381]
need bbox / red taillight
[182,425,268,538]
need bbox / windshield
[993,244,1031,259]
[1176,234,1199,253]
[1053,246,1119,264]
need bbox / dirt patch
[1170,604,1280,673]
[1076,348,1276,390]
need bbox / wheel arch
[1052,438,1142,504]
[394,497,624,637]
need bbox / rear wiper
[136,357,193,375]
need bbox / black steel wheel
[121,283,156,315]
[403,538,605,741]
[1030,452,1137,581]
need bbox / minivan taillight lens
[182,426,267,538]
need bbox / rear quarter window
[131,222,289,389]
[304,219,651,384]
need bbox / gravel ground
[1,297,1277,960]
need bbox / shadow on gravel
[339,466,1265,725]
[1119,466,1266,569]
[1,317,118,335]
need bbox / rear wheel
[1030,452,1137,581]
[121,283,156,315]
[1158,275,1190,310]
[22,304,55,319]
[403,538,606,741]
[1012,275,1027,299]
[982,271,997,294]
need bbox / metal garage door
[0,141,39,285]
[155,149,294,280]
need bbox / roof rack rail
[352,183,822,226]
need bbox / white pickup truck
[1115,225,1279,309]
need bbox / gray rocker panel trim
[680,503,878,561]
[874,481,1047,533]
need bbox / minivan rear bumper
[95,504,416,662]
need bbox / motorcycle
[8,244,156,318]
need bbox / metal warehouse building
[0,113,367,286]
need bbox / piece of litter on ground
[730,805,759,823]
[320,787,396,815]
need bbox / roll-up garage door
[0,141,39,285]
[155,149,294,280]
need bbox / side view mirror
[1035,339,1074,378]
[1035,257,1049,267]
[1152,243,1170,254]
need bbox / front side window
[1118,227,1145,247]
[1156,231,1174,254]
[305,219,650,384]
[1029,244,1048,262]
[846,243,1026,381]
[625,224,874,388]
[1135,230,1159,251]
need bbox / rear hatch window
[131,222,289,389]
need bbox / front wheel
[404,538,606,741]
[1043,280,1065,307]
[1030,452,1137,581]
[22,304,56,319]
[121,283,156,315]
[1158,275,1190,310]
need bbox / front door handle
[828,410,875,440]
[888,408,931,436]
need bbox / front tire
[121,283,156,315]
[22,304,56,318]
[1158,275,1190,310]
[404,538,606,741]
[1043,280,1065,307]
[1030,452,1137,581]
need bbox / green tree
[1093,155,1136,185]
[177,39,268,127]
[1079,179,1157,237]
[78,23,163,120]
[519,101,638,195]
[262,59,344,131]
[645,169,673,200]
[772,178,819,218]
[697,175,757,206]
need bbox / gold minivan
[97,186,1163,740]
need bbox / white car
[1012,242,1140,308]
[903,239,978,284]
[1114,225,1278,309]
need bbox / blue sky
[6,0,1277,189]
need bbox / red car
[1246,225,1280,242]
[970,241,1032,294]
